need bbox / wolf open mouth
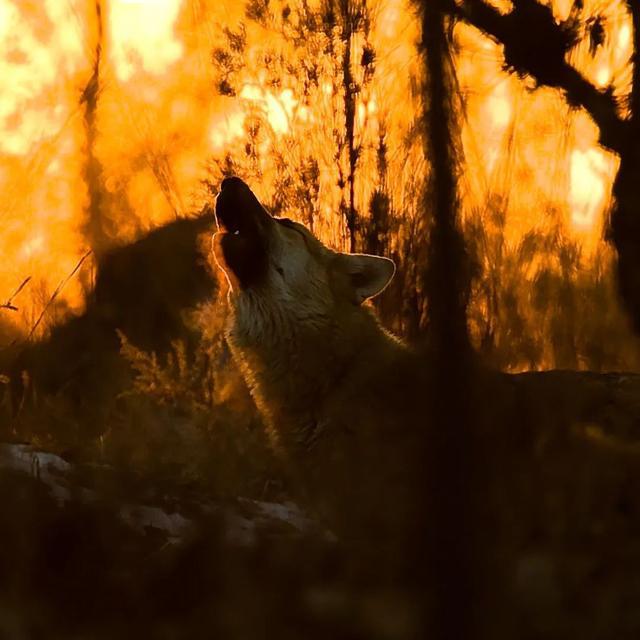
[215,177,272,288]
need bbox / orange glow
[108,0,183,82]
[0,0,84,156]
[570,148,615,230]
[209,108,246,153]
[566,112,618,241]
[238,85,297,134]
[0,0,636,369]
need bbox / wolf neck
[227,292,404,451]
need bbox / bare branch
[451,0,629,153]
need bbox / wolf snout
[213,178,272,289]
[220,176,249,193]
[216,177,272,235]
[216,178,247,233]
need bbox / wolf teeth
[233,230,240,235]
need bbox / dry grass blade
[25,251,92,341]
[1,276,32,312]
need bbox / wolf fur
[214,177,426,538]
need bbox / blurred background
[1,0,638,368]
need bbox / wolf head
[213,177,395,315]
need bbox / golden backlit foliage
[1,0,639,369]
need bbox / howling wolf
[214,177,425,539]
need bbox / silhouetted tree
[414,1,480,638]
[451,0,640,334]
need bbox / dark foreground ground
[0,370,639,640]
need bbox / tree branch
[452,0,629,153]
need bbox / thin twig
[26,251,93,342]
[1,276,32,312]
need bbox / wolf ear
[338,253,395,304]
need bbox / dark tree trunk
[609,1,640,334]
[417,2,481,639]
